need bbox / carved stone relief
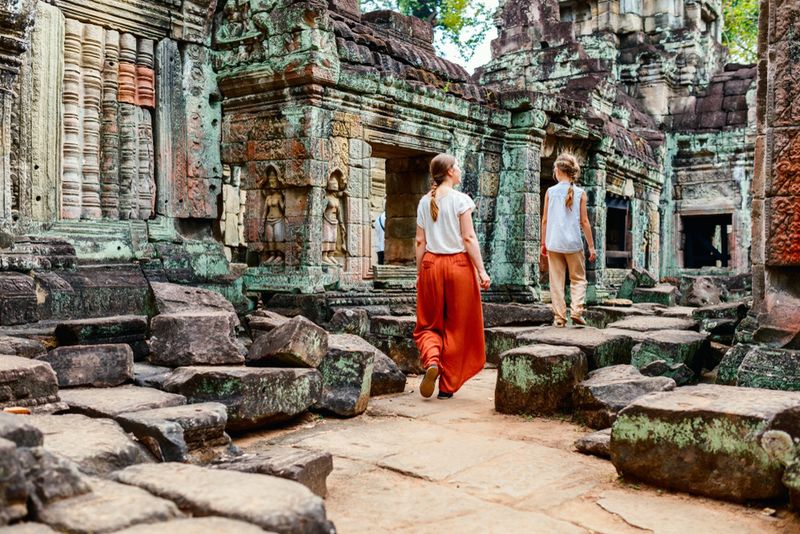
[322,170,347,266]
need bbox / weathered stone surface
[149,311,245,367]
[150,281,236,316]
[133,362,172,389]
[736,347,800,391]
[113,463,334,533]
[0,412,43,447]
[629,329,709,372]
[679,276,727,306]
[495,345,587,415]
[573,365,676,429]
[37,344,134,388]
[610,384,800,502]
[639,360,695,386]
[36,478,182,533]
[632,285,680,306]
[58,385,186,418]
[583,306,652,329]
[115,402,230,462]
[247,310,290,335]
[54,315,148,346]
[617,268,657,300]
[484,326,541,365]
[162,367,322,430]
[574,428,611,459]
[0,273,38,326]
[0,356,64,413]
[481,303,553,328]
[213,447,333,498]
[602,328,650,344]
[314,334,374,417]
[716,344,754,385]
[328,308,370,336]
[692,301,749,323]
[607,316,698,332]
[370,315,415,338]
[247,316,328,368]
[26,414,153,476]
[0,437,28,525]
[368,335,421,374]
[516,327,633,369]
[0,336,46,359]
[16,447,91,513]
[115,517,265,534]
[371,350,407,396]
[660,306,696,318]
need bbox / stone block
[112,463,334,533]
[115,518,265,534]
[16,447,91,514]
[484,327,541,365]
[328,308,370,337]
[162,367,322,431]
[736,347,800,391]
[692,301,748,323]
[0,273,38,326]
[583,306,652,329]
[133,362,172,389]
[481,303,553,328]
[0,356,63,413]
[716,344,754,385]
[370,315,416,337]
[495,345,587,415]
[574,365,675,429]
[26,414,154,476]
[58,385,186,418]
[314,334,374,417]
[368,335,422,374]
[516,326,633,369]
[212,447,333,498]
[629,330,709,373]
[0,336,47,359]
[36,478,181,533]
[0,412,44,447]
[610,384,800,502]
[574,428,611,459]
[607,316,698,332]
[149,312,245,367]
[371,350,407,396]
[632,285,680,306]
[149,281,237,316]
[638,359,695,386]
[54,315,148,347]
[37,344,134,388]
[247,316,328,368]
[115,402,230,462]
[247,309,290,334]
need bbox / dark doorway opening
[606,194,632,269]
[682,214,732,268]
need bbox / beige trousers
[547,251,587,324]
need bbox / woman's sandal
[420,365,439,398]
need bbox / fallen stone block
[639,359,695,386]
[150,281,236,316]
[0,356,65,414]
[213,447,334,498]
[54,315,148,348]
[679,275,727,306]
[481,303,553,328]
[574,428,611,459]
[115,517,265,534]
[610,384,800,502]
[37,344,133,388]
[36,477,182,534]
[115,402,230,462]
[692,301,748,323]
[0,272,38,326]
[629,329,709,373]
[607,316,698,332]
[328,308,370,336]
[573,365,675,429]
[369,315,415,338]
[583,306,652,329]
[247,316,328,368]
[368,336,421,374]
[495,345,587,415]
[26,414,153,476]
[113,463,334,533]
[617,267,657,300]
[371,350,407,396]
[162,367,322,431]
[0,336,47,359]
[247,309,290,336]
[716,344,754,385]
[632,285,680,307]
[736,347,800,391]
[516,326,633,369]
[314,334,374,417]
[133,362,173,389]
[149,312,245,367]
[484,326,541,365]
[58,385,186,418]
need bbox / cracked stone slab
[516,326,633,369]
[37,344,134,388]
[58,385,186,418]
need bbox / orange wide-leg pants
[413,252,486,394]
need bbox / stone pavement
[236,369,800,533]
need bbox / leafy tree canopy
[722,0,759,64]
[360,0,493,63]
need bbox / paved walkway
[236,369,800,533]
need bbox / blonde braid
[430,181,440,222]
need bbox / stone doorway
[681,214,732,269]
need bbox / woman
[413,154,491,399]
[540,152,596,327]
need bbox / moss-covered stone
[517,326,634,369]
[716,344,754,385]
[630,329,709,372]
[313,334,375,417]
[736,347,800,391]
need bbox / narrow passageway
[236,369,798,533]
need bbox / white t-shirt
[416,190,476,254]
[374,212,385,252]
[545,181,584,253]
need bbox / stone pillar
[80,24,103,219]
[581,152,608,302]
[60,19,83,220]
[750,0,800,347]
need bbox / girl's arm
[415,226,427,272]
[579,194,597,262]
[459,209,491,290]
[540,191,549,254]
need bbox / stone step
[606,316,698,332]
[37,344,134,388]
[58,385,186,418]
[516,326,634,369]
[314,334,375,417]
[0,356,65,414]
[112,463,334,533]
[610,384,800,502]
[494,344,587,415]
[162,367,322,431]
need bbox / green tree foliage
[722,0,759,64]
[360,0,493,63]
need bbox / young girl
[540,152,596,327]
[413,154,491,399]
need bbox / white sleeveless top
[416,190,476,254]
[545,182,584,253]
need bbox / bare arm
[460,209,491,289]
[540,191,549,254]
[579,194,597,262]
[415,225,427,272]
